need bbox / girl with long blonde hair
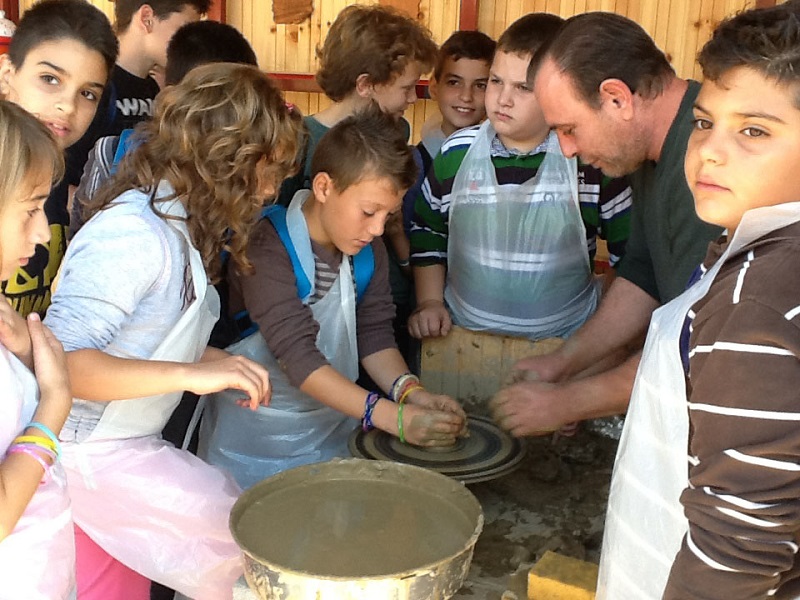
[44,62,301,599]
[0,100,75,598]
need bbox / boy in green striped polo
[408,13,631,342]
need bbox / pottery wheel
[348,414,526,484]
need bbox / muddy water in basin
[235,477,476,577]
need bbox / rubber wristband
[7,445,52,481]
[28,421,62,457]
[398,384,423,405]
[12,435,57,453]
[397,403,406,444]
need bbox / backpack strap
[110,128,138,175]
[262,205,312,302]
[263,204,374,305]
[352,244,374,304]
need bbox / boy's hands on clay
[28,313,72,431]
[489,380,565,437]
[404,389,468,437]
[401,403,464,447]
[407,299,452,339]
[0,296,33,369]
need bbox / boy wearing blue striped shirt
[598,5,800,599]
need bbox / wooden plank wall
[16,0,758,142]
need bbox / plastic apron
[59,199,243,600]
[446,123,597,339]
[198,190,360,489]
[597,203,800,599]
[0,346,75,600]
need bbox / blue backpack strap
[352,244,374,304]
[110,129,138,175]
[262,205,312,302]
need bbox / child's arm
[408,154,452,339]
[64,349,270,407]
[408,264,451,339]
[0,315,71,540]
[663,296,800,599]
[301,362,463,447]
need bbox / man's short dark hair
[114,0,211,33]
[433,30,496,81]
[533,12,674,107]
[312,104,417,194]
[699,3,800,108]
[497,13,563,57]
[9,0,117,75]
[165,21,258,86]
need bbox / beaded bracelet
[397,403,406,444]
[28,421,62,457]
[361,392,380,432]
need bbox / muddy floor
[455,428,619,599]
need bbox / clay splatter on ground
[455,429,618,599]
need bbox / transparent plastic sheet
[62,436,242,600]
[197,191,359,489]
[446,125,597,339]
[0,347,75,600]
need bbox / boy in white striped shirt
[598,4,800,599]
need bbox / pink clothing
[75,526,150,600]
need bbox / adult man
[490,12,721,435]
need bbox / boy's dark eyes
[476,82,487,90]
[692,117,712,130]
[82,90,99,102]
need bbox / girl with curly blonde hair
[44,62,301,599]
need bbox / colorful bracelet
[390,373,420,403]
[28,421,62,457]
[361,392,380,432]
[7,444,55,482]
[397,403,406,444]
[398,384,423,405]
[12,435,58,454]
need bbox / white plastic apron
[61,199,243,599]
[446,124,597,339]
[597,203,800,599]
[0,346,75,600]
[198,190,360,489]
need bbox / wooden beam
[0,0,19,25]
[269,71,431,98]
[207,0,226,22]
[755,0,777,6]
[459,0,478,30]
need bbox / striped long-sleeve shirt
[409,126,632,269]
[665,221,800,599]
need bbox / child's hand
[400,404,464,447]
[0,296,33,369]
[28,314,72,430]
[184,355,271,410]
[407,300,452,339]
[405,389,468,438]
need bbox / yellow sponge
[527,551,598,600]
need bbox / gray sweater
[46,184,197,441]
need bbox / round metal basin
[230,458,484,599]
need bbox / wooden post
[207,0,226,22]
[459,0,478,30]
